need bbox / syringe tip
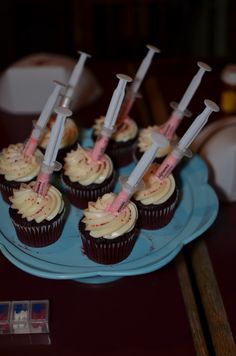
[77,50,92,58]
[197,61,212,72]
[116,73,133,82]
[146,44,161,53]
[52,80,66,88]
[54,106,72,117]
[204,99,220,112]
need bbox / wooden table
[0,58,235,355]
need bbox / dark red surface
[0,59,196,355]
[204,202,236,336]
[0,254,195,356]
[0,57,235,354]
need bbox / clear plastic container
[11,301,30,334]
[0,301,11,334]
[0,300,49,335]
[30,300,49,333]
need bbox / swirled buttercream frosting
[93,116,138,142]
[134,163,176,205]
[82,193,138,239]
[39,117,79,149]
[0,143,42,182]
[137,126,176,158]
[9,182,64,223]
[64,146,113,186]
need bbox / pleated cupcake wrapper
[136,190,179,230]
[11,210,65,248]
[92,132,138,168]
[106,140,137,167]
[80,233,137,265]
[63,172,116,209]
[0,183,14,204]
[0,178,23,204]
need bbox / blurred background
[0,0,235,69]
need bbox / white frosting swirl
[82,193,138,239]
[134,163,176,205]
[93,116,138,142]
[0,143,42,182]
[39,117,79,149]
[10,182,64,223]
[137,126,176,158]
[64,146,113,186]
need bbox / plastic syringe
[160,62,212,141]
[91,74,132,162]
[60,51,91,108]
[108,133,168,213]
[23,81,65,156]
[116,44,160,126]
[155,99,219,180]
[33,106,72,196]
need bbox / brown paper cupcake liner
[9,208,65,248]
[62,171,116,209]
[133,188,179,230]
[0,176,22,204]
[92,132,137,167]
[79,220,139,264]
[106,138,137,167]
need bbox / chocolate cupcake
[39,116,79,164]
[79,193,139,264]
[133,163,179,229]
[61,145,116,209]
[92,116,138,167]
[9,182,65,247]
[134,125,177,164]
[0,143,43,204]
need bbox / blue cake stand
[0,131,219,284]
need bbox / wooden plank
[190,239,236,355]
[175,253,209,356]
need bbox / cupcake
[61,145,116,209]
[134,125,177,163]
[79,193,139,264]
[39,116,79,164]
[0,143,43,204]
[92,116,138,167]
[9,182,65,247]
[133,163,179,230]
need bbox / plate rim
[0,154,219,281]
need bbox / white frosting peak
[39,117,79,149]
[64,146,113,186]
[10,182,64,223]
[82,193,138,239]
[93,116,138,142]
[138,126,175,158]
[134,163,176,205]
[0,143,42,182]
